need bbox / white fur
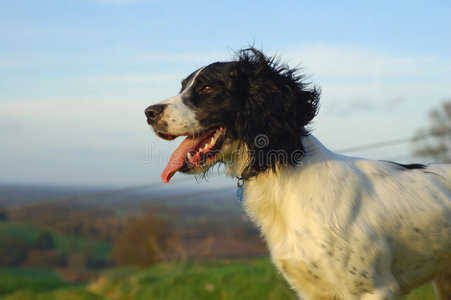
[159,69,203,135]
[227,135,451,299]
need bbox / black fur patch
[385,161,428,170]
[180,47,321,180]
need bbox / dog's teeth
[187,153,193,160]
[199,147,204,152]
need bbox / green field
[0,267,67,296]
[0,258,436,300]
[0,221,110,261]
[2,258,295,300]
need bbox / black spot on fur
[355,281,364,287]
[160,120,168,130]
[361,289,374,295]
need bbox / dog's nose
[145,104,166,124]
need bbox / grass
[92,259,435,300]
[86,258,296,300]
[3,288,103,300]
[0,221,110,261]
[0,267,67,296]
[0,258,437,299]
[402,284,436,300]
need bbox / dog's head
[145,48,320,183]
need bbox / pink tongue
[161,135,205,183]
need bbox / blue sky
[0,0,450,187]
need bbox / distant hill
[0,182,241,218]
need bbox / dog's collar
[236,176,245,202]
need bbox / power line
[335,133,431,154]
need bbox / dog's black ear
[228,48,320,179]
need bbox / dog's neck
[224,142,249,179]
[234,134,339,241]
[225,134,335,180]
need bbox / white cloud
[71,73,182,85]
[273,44,451,119]
[284,44,451,79]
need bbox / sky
[0,0,450,187]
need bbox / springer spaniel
[145,48,451,299]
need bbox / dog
[145,48,451,299]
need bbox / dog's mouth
[157,127,226,183]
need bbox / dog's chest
[243,185,337,292]
[242,180,373,298]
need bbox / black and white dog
[145,48,451,299]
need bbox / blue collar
[236,176,245,202]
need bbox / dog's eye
[201,86,213,94]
